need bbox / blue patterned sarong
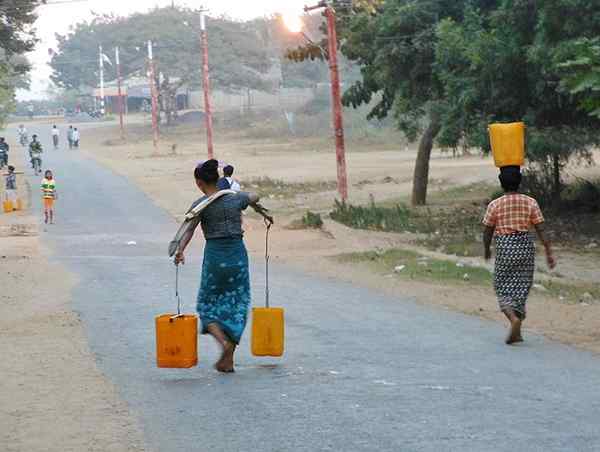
[197,238,250,344]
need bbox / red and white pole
[115,46,125,141]
[325,6,348,201]
[147,40,159,153]
[200,11,214,159]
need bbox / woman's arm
[534,223,556,269]
[247,192,260,205]
[174,217,201,265]
[483,225,495,260]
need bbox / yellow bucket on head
[155,314,198,368]
[251,307,285,357]
[3,200,13,213]
[489,122,525,168]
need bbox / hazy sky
[19,0,307,100]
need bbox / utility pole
[115,46,125,140]
[98,45,105,116]
[147,40,160,153]
[305,1,348,201]
[200,10,214,159]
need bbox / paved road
[18,124,600,451]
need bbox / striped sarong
[494,232,535,319]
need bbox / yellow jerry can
[251,221,284,357]
[252,307,285,357]
[489,122,525,168]
[3,200,13,213]
[155,314,198,368]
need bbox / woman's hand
[174,251,185,266]
[546,250,556,270]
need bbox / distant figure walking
[173,159,260,372]
[67,125,74,149]
[4,165,18,208]
[483,166,556,345]
[42,170,57,224]
[0,137,9,168]
[17,124,28,147]
[217,165,241,191]
[72,128,80,149]
[51,125,60,150]
[223,165,241,191]
[29,135,43,175]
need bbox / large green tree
[556,37,600,119]
[0,0,41,125]
[50,7,273,123]
[434,0,600,201]
[338,0,498,205]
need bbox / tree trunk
[411,112,442,206]
[552,154,562,203]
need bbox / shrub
[302,211,324,229]
[330,199,414,232]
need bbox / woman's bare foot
[506,318,522,345]
[215,341,235,373]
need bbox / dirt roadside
[0,158,146,451]
[78,121,600,353]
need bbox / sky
[18,0,307,100]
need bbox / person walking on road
[67,125,74,149]
[4,165,18,208]
[72,128,80,149]
[51,125,60,150]
[0,137,9,168]
[17,124,28,147]
[220,165,241,192]
[173,159,260,373]
[29,135,43,175]
[483,166,556,345]
[41,170,57,224]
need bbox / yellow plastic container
[155,314,198,368]
[251,307,285,357]
[3,200,13,213]
[489,122,525,167]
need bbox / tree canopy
[50,7,271,92]
[0,0,41,125]
[323,0,600,204]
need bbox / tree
[433,0,600,202]
[336,0,494,205]
[50,7,272,124]
[0,0,41,125]
[556,37,600,119]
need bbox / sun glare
[283,14,303,33]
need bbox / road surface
[19,124,600,451]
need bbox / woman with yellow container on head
[41,170,57,224]
[484,123,556,345]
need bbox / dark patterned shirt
[5,173,16,190]
[198,192,250,239]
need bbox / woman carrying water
[483,166,556,345]
[174,159,260,372]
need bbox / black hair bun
[203,159,219,171]
[194,159,220,184]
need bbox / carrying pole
[265,220,272,309]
